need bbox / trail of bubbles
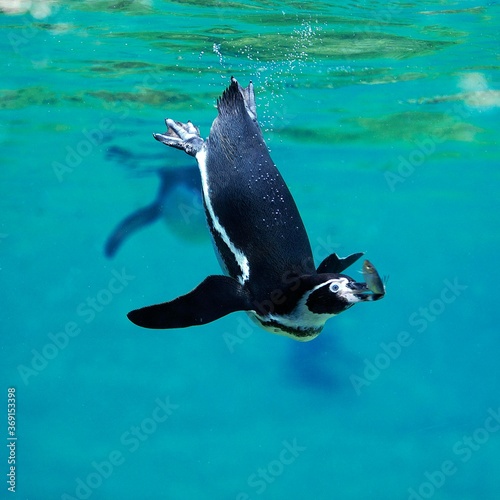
[249,21,325,133]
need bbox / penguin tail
[217,77,257,121]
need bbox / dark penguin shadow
[287,332,359,393]
[104,146,206,258]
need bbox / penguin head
[305,274,374,316]
[252,273,378,341]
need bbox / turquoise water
[1,1,499,499]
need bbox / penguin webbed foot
[153,119,204,157]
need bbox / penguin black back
[202,79,315,300]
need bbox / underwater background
[1,1,499,499]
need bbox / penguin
[127,77,384,340]
[104,164,204,258]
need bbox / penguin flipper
[316,252,364,274]
[127,275,252,329]
[153,119,204,157]
[105,203,162,258]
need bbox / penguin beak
[348,282,385,302]
[348,281,369,295]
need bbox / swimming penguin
[127,77,384,340]
[104,164,204,258]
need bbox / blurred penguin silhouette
[104,146,206,258]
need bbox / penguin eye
[329,283,340,293]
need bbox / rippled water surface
[1,1,499,499]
